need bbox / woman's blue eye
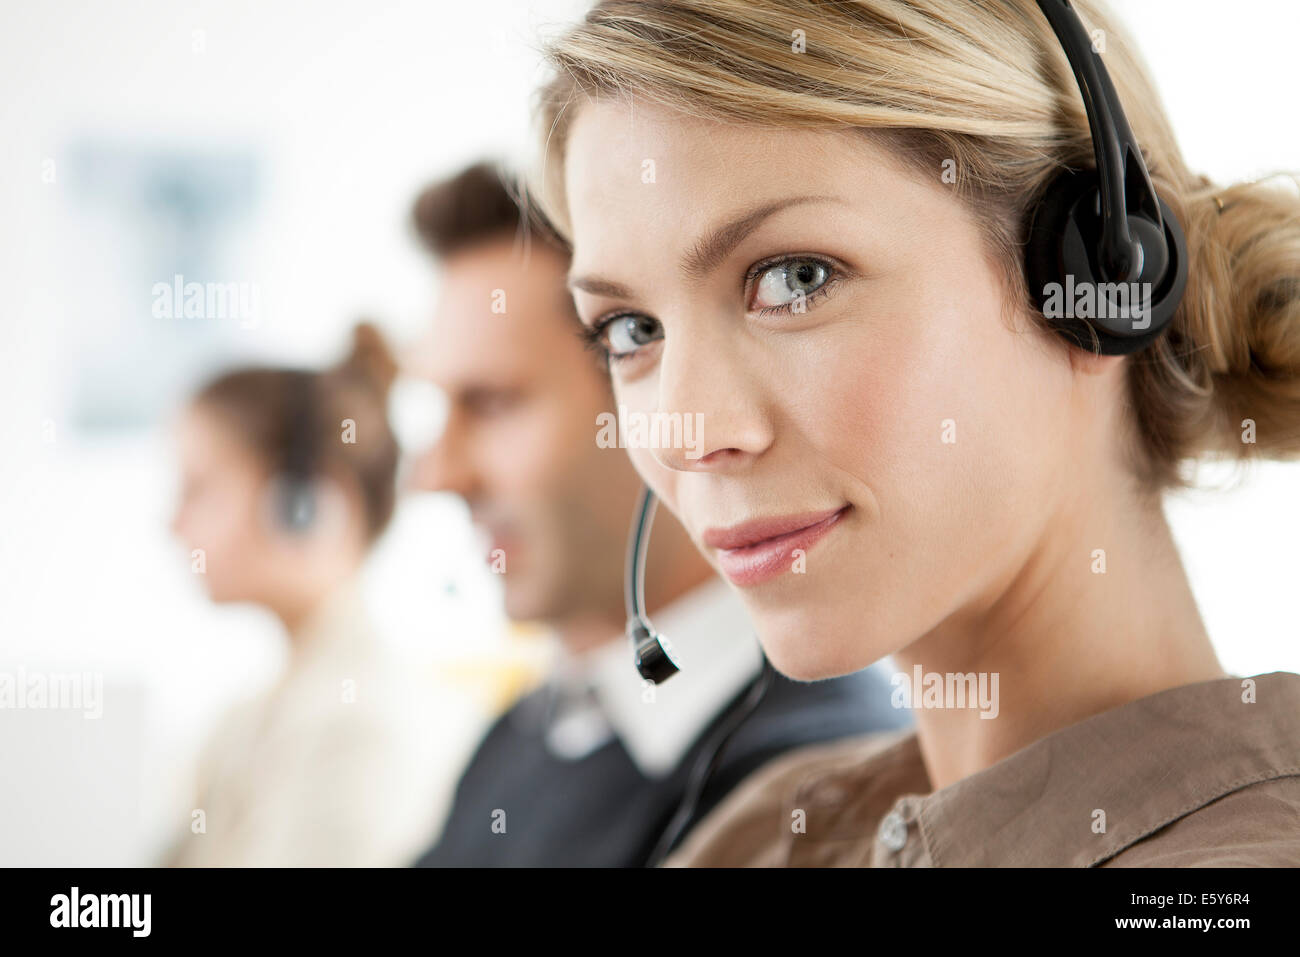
[752,258,831,312]
[605,314,663,356]
[587,256,839,364]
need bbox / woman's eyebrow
[566,274,634,298]
[566,194,845,298]
[680,194,844,281]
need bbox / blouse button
[878,810,908,852]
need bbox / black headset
[624,487,680,682]
[1026,0,1188,355]
[627,0,1189,682]
[629,0,1189,865]
[270,371,321,534]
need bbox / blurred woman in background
[164,322,474,866]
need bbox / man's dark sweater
[414,660,909,867]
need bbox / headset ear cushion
[268,475,318,533]
[1025,168,1187,356]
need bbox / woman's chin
[753,610,888,682]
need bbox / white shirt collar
[545,577,763,778]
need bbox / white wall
[0,0,588,866]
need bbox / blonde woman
[526,0,1300,866]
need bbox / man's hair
[411,160,569,260]
[409,159,601,379]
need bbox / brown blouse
[665,671,1300,867]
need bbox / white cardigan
[164,582,480,867]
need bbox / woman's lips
[704,506,850,587]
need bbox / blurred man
[404,162,910,866]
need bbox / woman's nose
[648,334,773,473]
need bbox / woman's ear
[303,477,356,543]
[1067,345,1124,378]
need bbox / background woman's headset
[630,0,1190,865]
[268,371,321,534]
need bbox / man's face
[410,236,641,623]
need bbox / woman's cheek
[611,374,672,491]
[785,316,926,485]
[626,444,675,503]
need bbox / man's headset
[625,0,1190,685]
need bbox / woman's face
[170,403,282,605]
[564,99,1095,680]
[171,402,368,621]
